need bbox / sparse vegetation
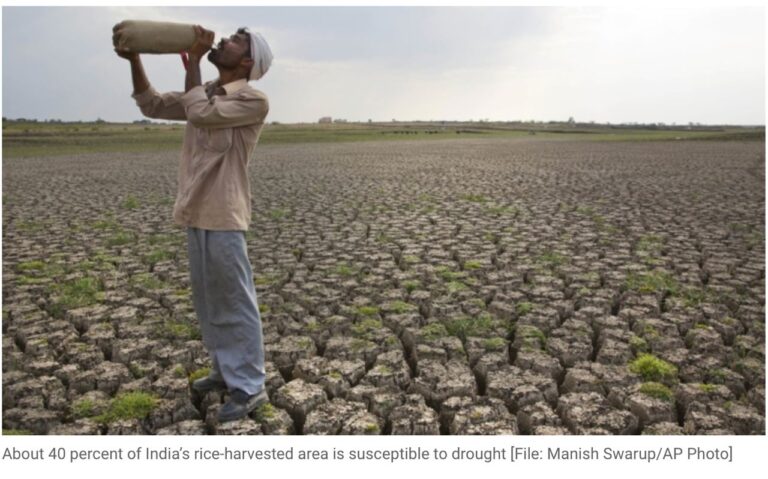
[516,302,534,316]
[131,272,167,290]
[334,262,358,277]
[629,335,649,353]
[445,312,500,343]
[625,270,679,295]
[47,276,105,317]
[516,324,547,348]
[697,383,720,393]
[71,398,98,419]
[638,382,674,402]
[483,337,507,351]
[160,319,201,340]
[402,279,421,292]
[94,391,158,424]
[536,250,569,268]
[105,230,136,247]
[351,318,383,340]
[4,123,763,436]
[143,248,174,266]
[269,208,289,220]
[252,403,277,422]
[460,194,488,203]
[387,300,417,314]
[463,260,483,270]
[122,195,139,209]
[628,353,678,384]
[355,305,380,317]
[421,323,449,341]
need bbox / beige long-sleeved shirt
[131,77,269,231]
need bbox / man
[114,23,273,422]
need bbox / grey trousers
[186,226,266,395]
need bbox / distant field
[2,120,764,158]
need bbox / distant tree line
[2,117,161,125]
[1,116,760,130]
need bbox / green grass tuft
[47,276,104,317]
[334,262,358,277]
[460,194,488,203]
[355,305,380,317]
[94,391,158,424]
[143,249,174,266]
[71,398,98,419]
[122,195,139,209]
[516,324,547,347]
[697,383,720,393]
[160,320,201,340]
[402,279,421,292]
[516,302,534,316]
[628,353,678,384]
[421,323,449,341]
[483,337,507,351]
[130,272,167,290]
[252,402,277,422]
[536,250,569,267]
[625,270,679,295]
[189,368,211,384]
[463,260,483,270]
[105,230,135,247]
[638,382,674,402]
[351,318,383,340]
[445,312,498,343]
[16,260,46,271]
[388,300,417,314]
[269,208,289,220]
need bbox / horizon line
[3,117,765,128]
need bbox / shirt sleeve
[179,85,268,129]
[131,85,187,121]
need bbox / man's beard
[207,49,237,71]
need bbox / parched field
[2,136,765,435]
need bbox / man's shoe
[218,388,269,423]
[191,375,227,394]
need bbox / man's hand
[185,25,212,92]
[113,21,148,94]
[188,25,214,60]
[114,47,139,61]
[112,22,138,61]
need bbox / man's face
[208,31,251,70]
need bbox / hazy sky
[1,5,765,124]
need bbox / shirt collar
[217,78,248,95]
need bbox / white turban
[242,28,273,81]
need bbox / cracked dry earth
[2,137,765,435]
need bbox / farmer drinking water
[114,22,273,422]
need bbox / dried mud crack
[2,137,765,435]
